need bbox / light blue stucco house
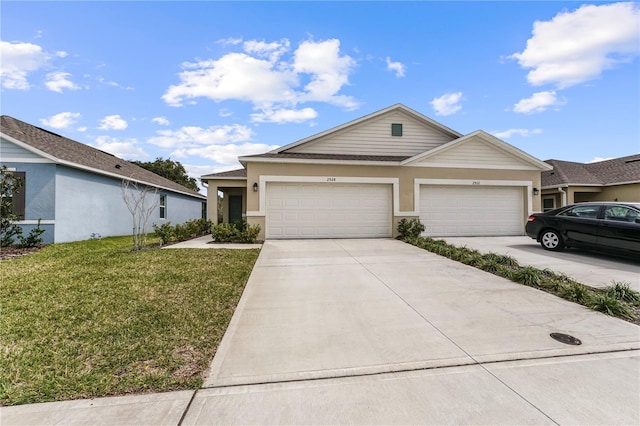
[1,115,207,244]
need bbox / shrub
[239,224,261,243]
[16,220,45,248]
[589,294,635,320]
[153,222,175,245]
[512,267,543,287]
[397,218,425,239]
[560,283,592,304]
[606,281,640,306]
[211,223,237,243]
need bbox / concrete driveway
[442,236,640,291]
[185,239,640,425]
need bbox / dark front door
[229,195,243,223]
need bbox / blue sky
[2,1,639,188]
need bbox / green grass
[0,236,259,406]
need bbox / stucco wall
[55,166,204,243]
[1,161,56,244]
[241,161,542,239]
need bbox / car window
[604,206,640,223]
[558,205,600,218]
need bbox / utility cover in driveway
[266,182,392,239]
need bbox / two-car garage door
[266,182,392,239]
[419,185,524,237]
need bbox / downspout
[557,186,567,206]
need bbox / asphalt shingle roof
[542,154,640,187]
[1,115,204,198]
[202,168,247,179]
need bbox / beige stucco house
[201,104,552,240]
[541,155,640,211]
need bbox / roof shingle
[1,115,204,198]
[542,155,640,187]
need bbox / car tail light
[527,216,536,222]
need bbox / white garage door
[266,182,392,239]
[419,185,524,237]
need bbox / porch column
[207,183,219,224]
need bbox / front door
[229,195,243,224]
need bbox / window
[201,202,207,219]
[542,197,555,212]
[1,170,25,219]
[558,205,600,219]
[391,123,403,136]
[159,194,166,219]
[604,205,640,223]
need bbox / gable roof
[1,115,205,199]
[270,104,462,154]
[201,168,248,179]
[542,154,640,187]
[402,130,552,171]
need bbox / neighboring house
[1,115,207,244]
[202,104,551,240]
[541,155,640,211]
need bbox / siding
[1,137,48,161]
[288,111,455,156]
[412,138,534,169]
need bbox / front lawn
[0,236,259,406]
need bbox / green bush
[239,224,261,243]
[512,266,543,287]
[211,223,237,243]
[397,218,426,239]
[606,281,640,306]
[589,294,635,320]
[16,220,45,248]
[560,283,592,304]
[211,222,261,243]
[153,222,175,245]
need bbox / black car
[525,202,640,256]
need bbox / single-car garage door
[266,182,392,239]
[419,185,524,237]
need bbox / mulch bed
[0,246,43,261]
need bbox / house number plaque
[326,177,336,182]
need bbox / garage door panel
[266,182,392,239]
[420,185,523,237]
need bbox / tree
[121,179,158,251]
[130,157,199,192]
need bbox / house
[1,115,207,244]
[540,155,640,211]
[201,104,551,240]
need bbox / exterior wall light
[533,187,539,195]
[253,182,259,192]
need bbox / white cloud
[44,71,80,93]
[385,57,406,78]
[152,116,170,126]
[40,112,81,129]
[147,125,254,149]
[98,114,128,130]
[96,76,133,90]
[511,2,640,88]
[219,108,233,117]
[0,41,49,89]
[55,51,68,58]
[430,92,463,116]
[492,128,543,139]
[513,90,564,114]
[172,143,279,165]
[77,126,88,132]
[250,107,318,124]
[162,37,358,111]
[92,136,149,160]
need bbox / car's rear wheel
[540,229,564,251]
